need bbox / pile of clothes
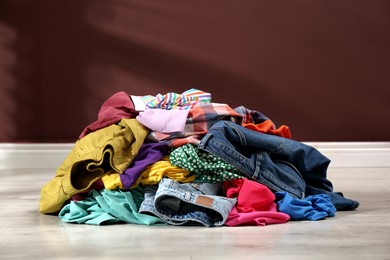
[39,89,359,226]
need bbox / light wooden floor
[0,166,389,259]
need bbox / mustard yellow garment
[39,119,148,214]
[133,156,195,187]
[101,171,124,190]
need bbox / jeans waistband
[139,178,236,227]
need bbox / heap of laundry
[39,89,359,226]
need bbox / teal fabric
[59,187,163,225]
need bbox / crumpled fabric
[170,143,244,183]
[152,102,243,149]
[39,118,148,214]
[142,88,212,110]
[79,91,138,138]
[136,108,190,133]
[134,156,195,186]
[59,188,163,226]
[275,192,336,221]
[234,106,291,138]
[223,178,290,226]
[139,178,236,227]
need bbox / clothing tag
[196,196,214,207]
[130,95,146,111]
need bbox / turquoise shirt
[59,187,163,225]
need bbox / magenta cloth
[225,204,290,226]
[79,91,139,138]
[136,108,189,133]
[223,178,290,226]
[120,142,170,189]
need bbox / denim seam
[204,138,255,175]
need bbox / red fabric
[242,120,291,139]
[225,178,275,212]
[79,91,139,138]
[224,178,290,226]
[225,205,290,226]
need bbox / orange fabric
[242,120,291,139]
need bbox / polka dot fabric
[169,144,244,183]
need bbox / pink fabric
[225,205,290,226]
[136,108,189,133]
[224,178,290,226]
[79,91,139,138]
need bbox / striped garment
[141,88,212,110]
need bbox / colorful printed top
[141,88,212,110]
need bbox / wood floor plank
[0,167,389,259]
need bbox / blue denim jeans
[198,120,359,210]
[139,178,236,227]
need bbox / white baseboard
[305,142,390,168]
[0,143,74,170]
[0,142,389,170]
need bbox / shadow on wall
[1,0,390,142]
[43,1,390,142]
[0,1,43,142]
[83,1,266,91]
[0,21,17,140]
[81,1,275,109]
[38,0,279,142]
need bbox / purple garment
[120,142,170,189]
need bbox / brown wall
[1,0,389,142]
